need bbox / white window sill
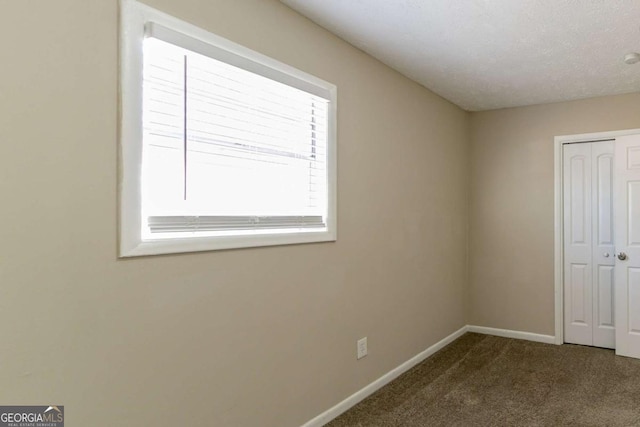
[120,229,336,257]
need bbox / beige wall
[0,1,469,426]
[469,93,640,335]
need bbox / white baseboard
[300,324,556,426]
[466,325,556,344]
[300,325,468,427]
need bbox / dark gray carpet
[327,333,640,426]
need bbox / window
[119,0,337,256]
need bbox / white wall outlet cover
[357,337,368,359]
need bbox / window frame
[119,0,337,257]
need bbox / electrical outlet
[357,337,368,359]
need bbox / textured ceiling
[281,0,640,111]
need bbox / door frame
[554,128,640,345]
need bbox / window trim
[119,0,337,257]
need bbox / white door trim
[554,128,640,345]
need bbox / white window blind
[141,31,330,238]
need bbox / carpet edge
[467,325,556,344]
[300,325,469,427]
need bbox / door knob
[617,252,628,261]
[604,252,610,258]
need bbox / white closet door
[614,134,640,358]
[592,141,615,349]
[564,142,593,345]
[563,141,615,348]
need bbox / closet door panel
[615,134,640,358]
[592,141,615,349]
[564,143,593,346]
